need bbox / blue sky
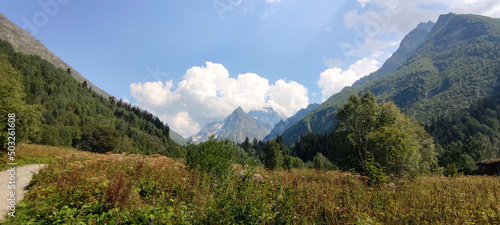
[2,0,500,137]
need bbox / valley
[1,6,500,224]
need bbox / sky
[2,0,500,137]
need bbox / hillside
[0,39,184,156]
[0,13,110,99]
[352,21,435,87]
[191,107,272,143]
[282,13,500,145]
[263,103,319,141]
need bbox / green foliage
[203,165,297,224]
[0,56,42,149]
[284,156,305,171]
[445,163,461,177]
[185,137,235,178]
[263,139,284,170]
[79,125,121,153]
[365,155,388,185]
[312,153,336,170]
[438,133,496,173]
[335,92,439,177]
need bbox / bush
[79,126,120,153]
[185,137,235,178]
[263,140,284,171]
[445,163,461,177]
[313,153,336,170]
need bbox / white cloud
[130,80,177,106]
[318,54,382,102]
[268,80,309,117]
[170,112,200,137]
[130,62,309,137]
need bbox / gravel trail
[0,164,45,221]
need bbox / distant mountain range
[190,107,273,143]
[190,104,322,144]
[247,107,285,129]
[281,13,500,145]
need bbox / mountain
[282,13,500,145]
[263,103,319,141]
[0,12,187,146]
[190,107,272,143]
[247,107,285,129]
[353,21,435,87]
[0,13,110,99]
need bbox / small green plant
[445,163,461,177]
[365,156,387,185]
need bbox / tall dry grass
[2,144,500,224]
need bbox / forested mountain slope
[0,40,183,156]
[282,13,500,145]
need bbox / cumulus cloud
[169,112,200,137]
[318,54,382,102]
[268,80,309,117]
[130,62,309,137]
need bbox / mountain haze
[282,13,500,145]
[247,107,285,129]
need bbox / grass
[2,144,500,224]
[0,144,69,171]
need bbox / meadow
[1,144,500,224]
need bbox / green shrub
[445,163,461,177]
[313,153,336,170]
[185,137,235,178]
[79,125,120,153]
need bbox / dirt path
[0,164,45,221]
